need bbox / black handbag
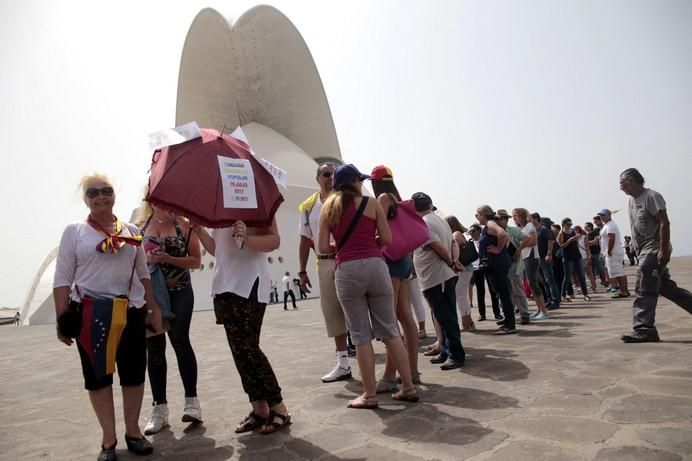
[56,299,82,338]
[460,240,479,266]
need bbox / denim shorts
[385,255,413,279]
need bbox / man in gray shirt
[619,168,692,342]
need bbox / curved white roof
[176,5,342,166]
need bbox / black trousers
[473,269,500,319]
[147,286,198,404]
[283,289,297,309]
[423,277,465,362]
[485,263,516,331]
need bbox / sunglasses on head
[86,186,114,198]
[320,171,333,178]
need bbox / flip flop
[235,411,266,433]
[347,395,379,409]
[260,411,291,435]
[494,328,517,335]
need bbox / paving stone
[497,416,618,443]
[529,393,601,416]
[3,259,692,461]
[487,440,585,461]
[604,394,692,424]
[593,446,682,461]
[637,427,692,455]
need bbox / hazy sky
[1,0,691,307]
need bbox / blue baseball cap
[597,208,611,216]
[333,164,370,189]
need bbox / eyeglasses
[85,186,114,198]
[320,171,333,178]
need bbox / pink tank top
[332,200,383,266]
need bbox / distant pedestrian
[282,272,298,310]
[619,168,692,342]
[624,236,639,266]
[13,312,21,326]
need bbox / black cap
[411,192,433,212]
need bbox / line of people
[53,167,692,461]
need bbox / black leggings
[147,286,198,404]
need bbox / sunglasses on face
[320,171,333,178]
[85,186,114,198]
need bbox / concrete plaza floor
[1,258,691,461]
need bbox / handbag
[382,199,430,261]
[460,239,479,266]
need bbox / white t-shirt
[577,235,588,259]
[211,227,271,303]
[53,221,149,308]
[600,220,624,257]
[282,275,291,291]
[413,212,456,291]
[521,222,539,260]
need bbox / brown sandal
[347,395,379,409]
[260,411,291,434]
[235,411,266,433]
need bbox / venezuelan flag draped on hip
[78,296,129,379]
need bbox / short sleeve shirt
[413,213,456,290]
[521,222,539,260]
[629,188,666,256]
[298,195,336,252]
[537,225,554,259]
[600,221,624,256]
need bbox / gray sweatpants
[335,257,399,345]
[508,262,530,320]
[633,253,692,332]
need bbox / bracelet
[298,271,307,276]
[147,309,153,314]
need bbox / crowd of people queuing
[53,167,692,460]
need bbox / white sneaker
[534,312,549,320]
[182,396,202,423]
[144,403,169,435]
[321,365,352,383]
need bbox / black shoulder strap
[337,197,369,250]
[140,213,154,235]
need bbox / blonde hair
[79,172,113,197]
[321,183,360,227]
[512,207,529,225]
[476,204,495,220]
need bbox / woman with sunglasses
[475,205,517,334]
[135,200,202,435]
[369,165,420,392]
[53,174,163,461]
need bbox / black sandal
[235,412,266,433]
[260,411,291,435]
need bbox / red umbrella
[147,128,284,228]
